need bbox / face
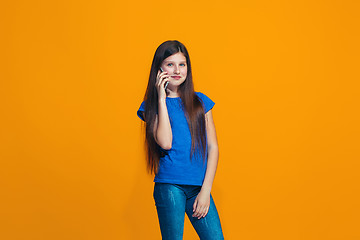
[160,52,188,88]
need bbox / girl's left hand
[192,190,210,219]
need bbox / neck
[166,87,179,98]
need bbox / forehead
[163,52,186,62]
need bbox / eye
[180,63,186,66]
[167,63,173,66]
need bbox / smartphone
[160,67,169,90]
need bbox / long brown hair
[141,40,206,174]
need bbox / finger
[158,71,167,78]
[156,71,167,82]
[195,209,202,218]
[199,208,206,219]
[204,206,209,217]
[193,199,198,213]
[202,205,209,217]
[196,203,203,213]
[201,207,209,218]
[193,209,201,218]
[194,205,203,218]
[161,77,169,86]
[192,207,200,217]
[160,75,169,84]
[198,207,206,219]
[156,74,168,88]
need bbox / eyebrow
[163,61,187,63]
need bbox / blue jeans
[153,183,224,240]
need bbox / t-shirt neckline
[166,92,199,99]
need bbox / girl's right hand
[156,70,169,100]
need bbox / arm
[201,109,219,193]
[192,109,220,219]
[153,99,173,150]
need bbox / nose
[174,65,180,74]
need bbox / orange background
[1,0,359,239]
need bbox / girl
[137,40,224,240]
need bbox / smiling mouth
[171,76,181,79]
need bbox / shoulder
[137,100,146,111]
[195,91,211,100]
[195,91,215,113]
[136,100,146,121]
[195,91,205,97]
[195,91,214,101]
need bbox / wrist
[158,98,166,104]
[200,186,211,194]
[158,95,166,101]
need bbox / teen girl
[137,40,224,240]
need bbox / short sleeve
[137,101,145,121]
[196,92,215,113]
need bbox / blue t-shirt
[136,92,215,186]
